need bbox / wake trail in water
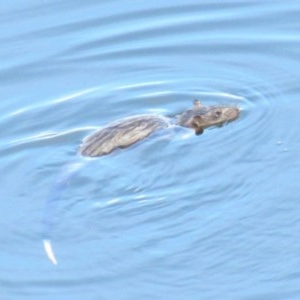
[43,160,84,265]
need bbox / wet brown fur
[79,115,170,157]
[79,100,239,157]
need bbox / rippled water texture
[1,1,300,299]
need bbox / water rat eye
[213,110,221,119]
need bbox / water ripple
[1,0,300,299]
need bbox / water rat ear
[192,116,204,134]
[195,128,204,135]
[193,99,201,108]
[192,115,203,126]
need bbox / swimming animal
[43,100,239,265]
[79,100,239,157]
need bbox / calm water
[1,1,300,299]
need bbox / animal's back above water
[79,115,170,157]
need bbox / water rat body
[79,100,239,157]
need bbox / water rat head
[177,100,239,134]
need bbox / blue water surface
[1,1,300,299]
